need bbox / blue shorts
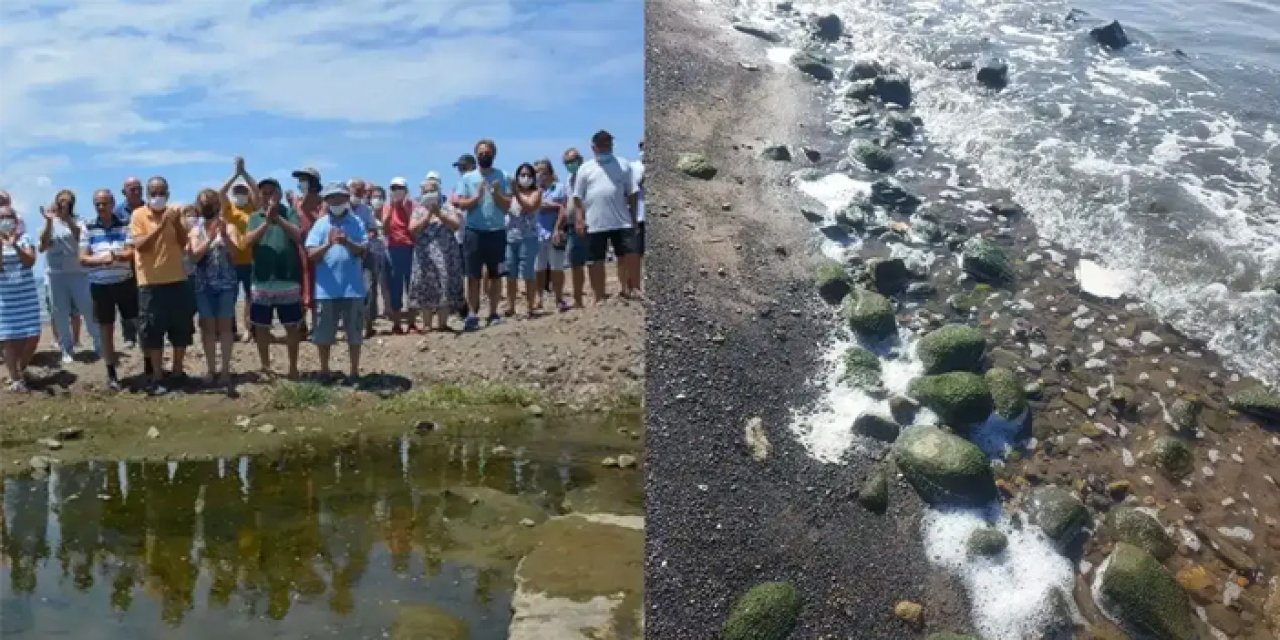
[505,236,540,280]
[565,228,589,268]
[313,298,365,346]
[195,287,237,320]
[463,228,506,279]
[249,301,304,328]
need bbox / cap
[257,177,281,191]
[319,182,349,198]
[231,182,250,192]
[389,177,408,189]
[424,171,440,181]
[591,130,614,146]
[291,167,322,183]
[452,154,476,168]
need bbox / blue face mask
[596,153,615,164]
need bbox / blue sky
[0,0,643,271]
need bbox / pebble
[147,427,160,439]
[1115,337,1135,348]
[1122,449,1136,468]
[520,518,536,527]
[37,438,63,450]
[29,455,52,471]
[1085,358,1107,370]
[602,456,619,468]
[1221,497,1235,507]
[57,427,84,441]
[1217,526,1253,543]
[617,454,638,469]
[1138,331,1163,346]
[1177,528,1201,553]
[234,415,252,428]
[526,404,544,417]
[257,424,277,434]
[893,601,923,626]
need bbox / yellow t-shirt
[129,206,187,286]
[222,202,255,266]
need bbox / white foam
[796,173,870,213]
[969,409,1029,459]
[1075,259,1129,299]
[923,508,1077,640]
[765,46,797,65]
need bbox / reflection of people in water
[57,462,106,592]
[4,473,51,595]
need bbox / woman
[363,185,392,338]
[40,190,102,364]
[0,206,41,392]
[187,189,242,389]
[380,177,418,334]
[533,160,569,312]
[504,163,542,318]
[406,190,464,331]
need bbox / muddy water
[0,414,642,639]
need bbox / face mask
[477,155,494,169]
[297,181,311,195]
[231,194,249,207]
[0,219,15,235]
[597,152,614,164]
[330,203,349,216]
[149,195,168,210]
[391,191,406,203]
[518,175,534,188]
[565,160,581,175]
[370,197,385,209]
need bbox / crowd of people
[0,131,644,395]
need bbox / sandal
[6,380,29,393]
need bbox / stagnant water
[0,416,642,639]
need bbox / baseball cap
[424,171,440,181]
[319,182,349,198]
[291,167,322,183]
[389,177,408,189]
[452,154,476,168]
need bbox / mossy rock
[874,75,913,107]
[854,143,895,172]
[1228,385,1280,423]
[1144,436,1194,480]
[1026,486,1088,547]
[840,346,883,393]
[1167,395,1201,435]
[853,412,900,442]
[916,324,986,374]
[1104,507,1174,561]
[1093,543,1196,640]
[961,237,1013,283]
[841,288,897,339]
[815,259,853,305]
[908,372,993,427]
[791,50,835,82]
[858,467,889,513]
[677,153,718,179]
[867,257,909,294]
[893,425,996,506]
[948,283,993,313]
[985,368,1027,420]
[722,581,802,640]
[887,115,916,138]
[966,527,1008,557]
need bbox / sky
[0,0,644,274]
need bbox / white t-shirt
[43,218,86,275]
[631,159,646,224]
[572,156,637,234]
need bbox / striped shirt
[0,234,42,340]
[80,216,134,285]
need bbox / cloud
[95,149,227,167]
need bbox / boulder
[858,466,890,513]
[869,179,920,213]
[1026,486,1089,547]
[1104,508,1174,561]
[976,59,1008,90]
[846,60,884,81]
[840,346,884,393]
[1228,385,1280,423]
[762,144,792,161]
[874,75,913,107]
[889,395,919,425]
[916,324,986,374]
[841,289,897,339]
[985,368,1027,420]
[677,153,717,179]
[813,13,843,41]
[1093,543,1196,640]
[854,143,895,172]
[853,412,900,443]
[791,50,835,82]
[893,425,996,506]
[867,257,909,294]
[815,259,853,304]
[723,582,802,640]
[909,373,994,427]
[887,115,916,138]
[961,237,1014,283]
[845,79,878,101]
[1144,436,1194,480]
[834,198,873,230]
[905,282,936,299]
[1090,21,1130,50]
[732,22,783,43]
[967,527,1008,557]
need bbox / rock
[887,115,915,138]
[1105,508,1174,561]
[905,282,936,299]
[801,147,820,162]
[1260,275,1280,294]
[813,13,842,41]
[867,257,909,294]
[745,417,771,462]
[961,237,1013,283]
[1228,385,1280,423]
[1090,20,1130,50]
[391,603,470,640]
[1174,564,1216,603]
[617,454,637,469]
[988,200,1023,218]
[791,50,835,82]
[815,259,853,304]
[976,59,1009,90]
[854,142,895,172]
[841,288,897,339]
[845,79,878,101]
[853,412,900,443]
[909,373,994,427]
[893,425,996,506]
[1198,526,1259,574]
[874,74,913,107]
[985,368,1027,420]
[916,324,986,374]
[29,455,52,471]
[601,457,618,468]
[967,527,1008,557]
[948,284,992,313]
[1204,603,1242,636]
[925,634,976,640]
[1107,386,1135,418]
[762,144,792,161]
[414,420,438,433]
[732,22,783,42]
[722,582,802,640]
[147,426,160,439]
[1093,543,1196,640]
[858,467,890,513]
[894,600,923,626]
[527,404,544,417]
[1264,577,1279,634]
[37,437,63,450]
[57,426,84,440]
[1167,396,1201,435]
[1145,436,1194,480]
[840,346,884,393]
[677,153,717,179]
[1026,486,1089,547]
[846,60,883,80]
[888,395,919,425]
[869,179,920,213]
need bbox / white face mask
[231,194,249,207]
[370,197,385,209]
[149,195,168,210]
[518,175,534,188]
[329,203,349,216]
[0,219,15,235]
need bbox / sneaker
[122,340,137,350]
[463,316,480,332]
[6,380,29,393]
[557,300,572,313]
[107,378,122,392]
[486,314,502,327]
[61,353,75,366]
[147,383,169,397]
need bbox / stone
[677,153,717,179]
[867,257,909,294]
[527,404,545,417]
[732,22,783,43]
[1090,20,1130,50]
[841,346,884,393]
[1145,436,1194,480]
[894,600,923,626]
[1093,543,1196,640]
[1198,527,1259,574]
[1204,603,1242,636]
[908,372,994,427]
[1026,486,1089,546]
[744,417,771,462]
[858,467,890,513]
[887,115,915,138]
[815,259,853,304]
[845,79,878,102]
[853,412,900,443]
[916,324,986,374]
[1174,564,1216,603]
[813,13,842,41]
[961,237,1013,283]
[846,60,883,81]
[967,527,1008,557]
[1167,396,1201,435]
[854,142,895,172]
[869,179,920,213]
[29,455,52,471]
[257,424,277,434]
[617,454,637,469]
[948,284,993,313]
[601,457,618,468]
[57,426,84,440]
[889,395,919,425]
[37,437,63,450]
[874,74,912,107]
[985,368,1027,420]
[976,59,1009,90]
[1264,577,1279,634]
[762,144,792,161]
[893,425,997,506]
[905,282,936,299]
[791,50,835,82]
[391,603,470,640]
[723,582,802,640]
[1105,507,1174,561]
[147,426,160,439]
[841,289,897,339]
[1228,385,1280,423]
[801,147,821,162]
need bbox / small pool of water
[0,416,642,639]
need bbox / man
[348,178,388,337]
[631,139,646,292]
[113,177,147,348]
[79,189,137,390]
[304,183,368,379]
[453,140,511,331]
[290,166,326,334]
[245,178,305,378]
[219,157,261,343]
[448,154,475,319]
[559,148,590,308]
[572,130,639,302]
[128,176,195,395]
[380,176,417,334]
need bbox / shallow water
[0,417,642,639]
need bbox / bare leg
[284,325,301,378]
[466,277,481,317]
[588,263,608,303]
[216,317,233,385]
[551,270,566,306]
[255,325,272,373]
[505,277,518,316]
[571,266,585,308]
[534,271,546,308]
[3,341,21,383]
[172,347,186,376]
[200,318,218,378]
[523,278,536,316]
[317,344,332,376]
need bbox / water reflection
[0,431,634,639]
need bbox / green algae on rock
[985,367,1027,420]
[1144,436,1194,480]
[966,527,1008,557]
[841,288,897,339]
[893,425,996,506]
[858,466,890,513]
[960,237,1014,284]
[916,324,986,374]
[854,142,895,172]
[677,153,718,179]
[1228,385,1280,423]
[1025,486,1089,547]
[1093,543,1197,640]
[840,346,884,393]
[1104,508,1174,561]
[815,259,853,305]
[722,581,802,640]
[908,372,994,427]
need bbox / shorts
[313,298,365,346]
[249,301,304,328]
[587,227,637,264]
[137,281,195,350]
[636,221,646,255]
[535,238,567,272]
[505,236,540,280]
[89,278,139,326]
[235,264,253,301]
[195,287,237,320]
[565,228,589,268]
[463,228,506,279]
